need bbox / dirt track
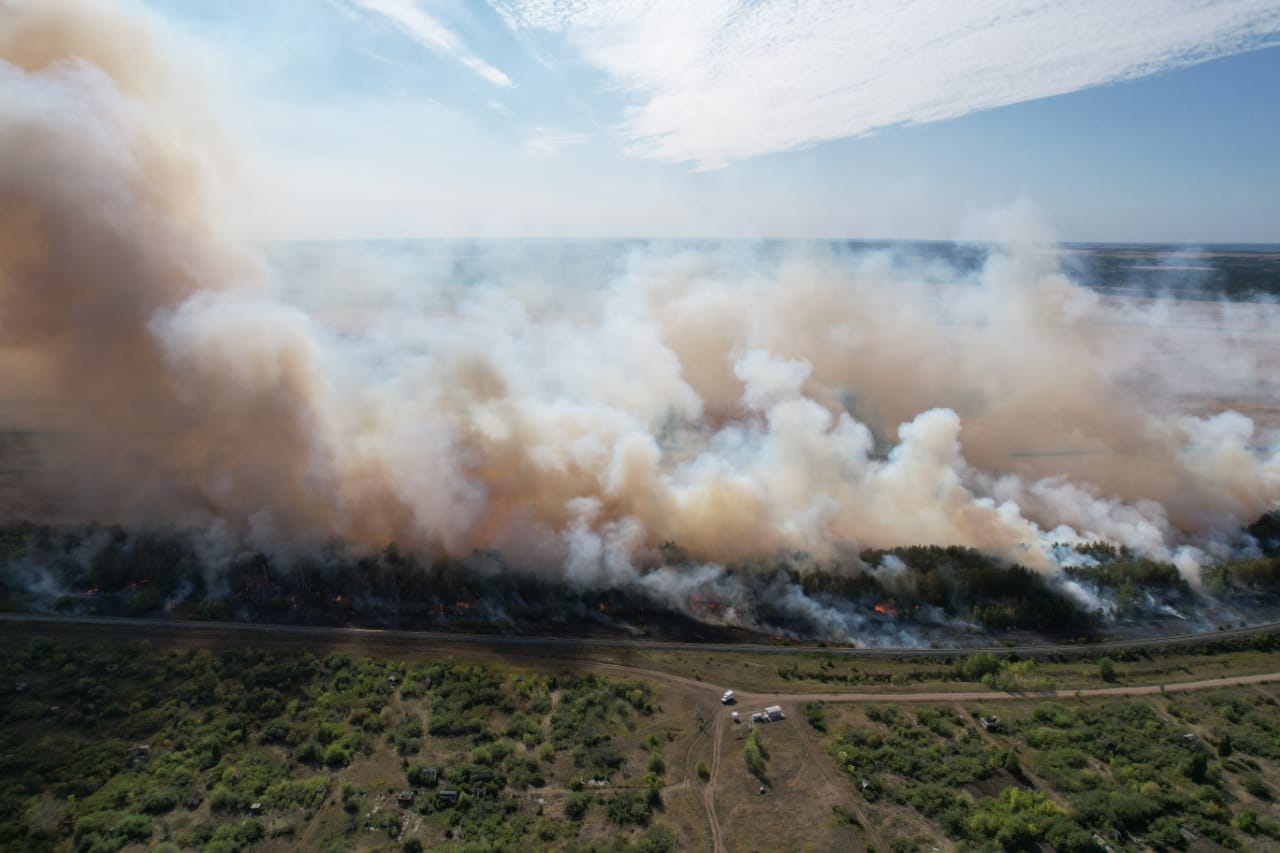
[727,670,1280,707]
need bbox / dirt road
[703,712,727,853]
[727,670,1280,707]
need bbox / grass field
[3,622,1280,852]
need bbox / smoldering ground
[2,0,1279,642]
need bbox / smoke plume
[2,0,1279,603]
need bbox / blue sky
[144,0,1280,243]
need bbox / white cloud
[494,0,1280,168]
[525,129,587,157]
[354,0,513,87]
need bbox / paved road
[3,611,1277,660]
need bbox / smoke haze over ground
[2,0,1280,641]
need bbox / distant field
[1056,244,1280,300]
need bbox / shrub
[804,703,828,733]
[564,792,592,821]
[744,729,767,780]
[139,787,179,815]
[1244,774,1273,801]
[1098,658,1116,682]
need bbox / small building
[764,705,785,721]
[127,744,152,766]
[248,802,263,816]
[186,794,203,810]
[721,690,735,705]
[396,790,416,807]
[731,711,740,723]
[438,790,459,804]
[980,716,1002,732]
[751,712,766,723]
[1181,733,1199,746]
[475,770,495,783]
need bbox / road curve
[2,611,1277,660]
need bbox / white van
[721,690,735,704]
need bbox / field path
[703,712,727,853]
[788,699,888,853]
[294,787,333,852]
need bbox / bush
[605,790,655,826]
[1098,658,1116,682]
[1244,774,1273,801]
[1044,819,1097,853]
[1146,816,1187,850]
[804,703,828,733]
[323,743,352,768]
[140,787,180,815]
[1235,810,1259,834]
[564,792,592,821]
[744,729,767,780]
[695,761,709,781]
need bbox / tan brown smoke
[2,0,1278,585]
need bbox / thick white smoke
[2,0,1279,605]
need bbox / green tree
[1097,657,1116,682]
[744,729,768,781]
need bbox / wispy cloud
[524,129,587,157]
[494,0,1280,168]
[354,0,513,87]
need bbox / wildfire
[872,602,898,617]
[598,602,608,613]
[84,586,100,595]
[455,601,472,610]
[334,594,346,603]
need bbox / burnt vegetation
[2,519,1279,644]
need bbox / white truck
[721,690,735,705]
